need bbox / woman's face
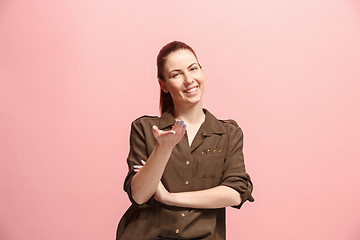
[159,49,204,109]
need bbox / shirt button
[185,180,189,185]
[219,149,222,152]
[201,151,204,155]
[207,148,210,152]
[181,213,185,217]
[175,229,179,234]
[186,161,190,165]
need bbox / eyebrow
[169,63,198,74]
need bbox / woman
[116,41,254,240]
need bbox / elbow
[131,192,150,205]
[231,194,241,206]
[134,198,147,205]
[225,186,241,206]
[130,177,151,205]
[220,185,242,206]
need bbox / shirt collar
[159,107,226,136]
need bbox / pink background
[1,0,360,239]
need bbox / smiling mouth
[183,86,199,93]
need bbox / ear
[158,77,168,93]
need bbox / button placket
[183,152,192,190]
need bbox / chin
[186,97,202,106]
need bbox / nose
[183,71,194,84]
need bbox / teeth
[185,86,197,93]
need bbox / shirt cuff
[220,179,254,209]
[124,174,155,208]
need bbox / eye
[172,73,180,78]
[190,67,198,71]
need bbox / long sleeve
[219,120,254,209]
[123,118,153,206]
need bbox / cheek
[168,82,183,94]
[195,72,204,82]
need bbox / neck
[172,102,205,124]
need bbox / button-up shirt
[116,108,254,240]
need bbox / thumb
[152,125,159,138]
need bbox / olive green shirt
[116,108,254,240]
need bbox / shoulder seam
[219,119,239,127]
[133,115,159,122]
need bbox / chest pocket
[197,147,225,179]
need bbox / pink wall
[1,0,360,239]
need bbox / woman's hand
[133,159,147,172]
[155,181,173,204]
[152,120,186,149]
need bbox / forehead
[164,49,198,71]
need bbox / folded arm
[135,161,241,209]
[155,182,241,209]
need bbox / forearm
[162,185,241,209]
[131,143,173,204]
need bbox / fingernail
[183,124,186,128]
[152,125,156,130]
[133,165,139,167]
[172,131,176,134]
[177,121,180,125]
[141,160,145,164]
[180,120,183,125]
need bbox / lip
[183,86,199,93]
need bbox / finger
[168,130,176,135]
[153,125,175,137]
[173,120,179,129]
[177,120,184,128]
[160,130,176,135]
[175,120,186,134]
[172,120,183,132]
[181,122,186,132]
[141,160,146,165]
[134,164,143,172]
[152,125,160,138]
